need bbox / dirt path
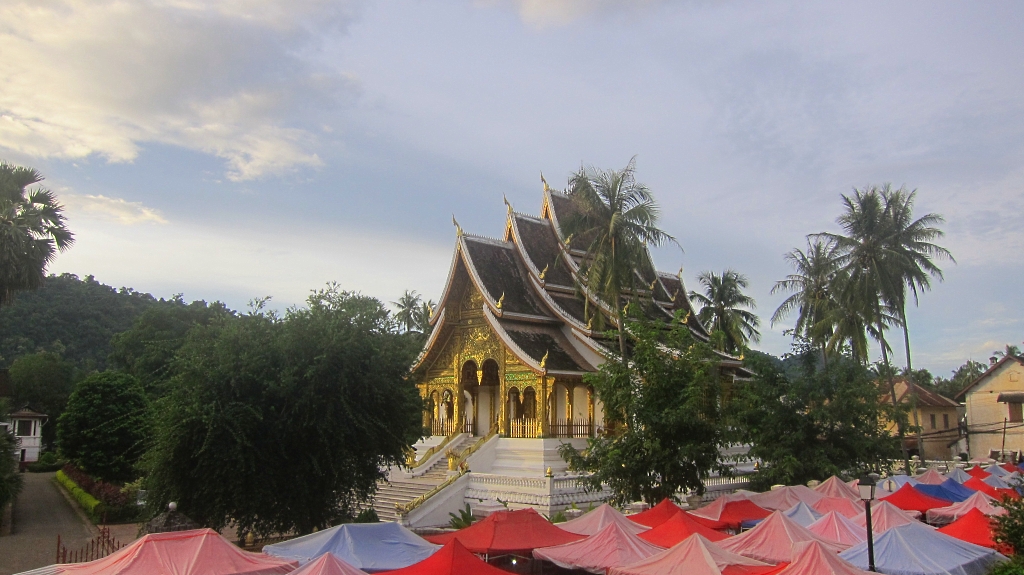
[0,472,96,575]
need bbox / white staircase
[372,435,480,522]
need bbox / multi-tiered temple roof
[413,186,745,379]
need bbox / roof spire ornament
[586,317,593,330]
[540,172,550,193]
[496,292,505,309]
[540,349,549,369]
[504,195,513,213]
[539,263,548,281]
[452,215,463,237]
[649,279,657,291]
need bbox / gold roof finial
[682,311,691,324]
[540,349,549,369]
[452,215,463,237]
[541,172,550,193]
[622,302,630,315]
[649,279,657,291]
[564,233,574,247]
[586,317,593,330]
[504,195,512,213]
[496,292,505,309]
[539,263,548,281]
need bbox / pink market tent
[926,492,1006,526]
[772,541,873,575]
[561,504,651,536]
[15,529,296,575]
[609,534,780,575]
[385,540,513,575]
[290,554,368,575]
[639,511,731,547]
[750,487,825,512]
[815,477,859,501]
[880,484,951,513]
[914,469,947,485]
[807,511,866,547]
[629,499,685,528]
[812,497,862,519]
[851,501,922,535]
[719,511,847,563]
[535,522,665,574]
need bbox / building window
[15,420,32,437]
[930,414,936,429]
[943,414,949,429]
[1010,403,1024,423]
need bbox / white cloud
[0,0,356,180]
[61,194,168,225]
[481,0,658,28]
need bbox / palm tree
[993,344,1023,361]
[690,270,760,354]
[0,162,74,307]
[771,239,839,357]
[879,186,954,372]
[558,158,675,357]
[392,290,422,333]
[413,299,436,336]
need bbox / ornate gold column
[537,374,550,437]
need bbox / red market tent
[880,484,951,513]
[814,477,859,501]
[750,487,825,512]
[639,511,731,547]
[534,522,665,574]
[719,511,847,563]
[812,497,862,519]
[385,540,512,575]
[927,491,1007,526]
[851,501,921,535]
[628,499,684,528]
[967,466,991,478]
[693,497,772,531]
[561,504,651,536]
[914,469,947,485]
[772,540,873,575]
[1002,462,1018,472]
[25,529,296,575]
[937,509,1001,551]
[424,508,585,555]
[806,511,866,547]
[608,534,781,575]
[290,554,369,575]
[964,477,1020,501]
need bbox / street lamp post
[859,473,879,572]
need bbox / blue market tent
[741,502,823,529]
[915,479,975,503]
[838,523,1006,575]
[945,468,972,484]
[263,522,440,571]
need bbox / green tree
[932,359,986,399]
[413,299,436,336]
[393,290,422,333]
[557,158,675,357]
[993,343,1023,362]
[771,239,839,358]
[57,372,148,482]
[8,351,75,448]
[0,162,74,307]
[109,298,233,395]
[143,285,423,537]
[690,269,760,354]
[0,399,23,514]
[559,313,728,504]
[733,347,901,490]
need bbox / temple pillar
[537,374,550,437]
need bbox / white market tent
[263,522,439,571]
[838,523,1007,575]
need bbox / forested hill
[0,274,172,369]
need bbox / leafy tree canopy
[57,371,149,482]
[732,345,902,490]
[8,351,76,448]
[0,274,170,370]
[143,285,424,537]
[559,313,729,504]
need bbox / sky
[1,0,1022,376]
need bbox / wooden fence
[57,527,125,563]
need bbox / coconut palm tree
[879,186,954,372]
[413,299,436,336]
[771,239,839,357]
[0,162,74,307]
[392,290,421,333]
[558,158,675,357]
[690,270,760,354]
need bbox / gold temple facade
[412,187,745,440]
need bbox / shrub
[56,469,103,519]
[27,451,66,473]
[58,464,139,522]
[354,508,379,523]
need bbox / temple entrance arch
[459,361,479,435]
[476,359,499,435]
